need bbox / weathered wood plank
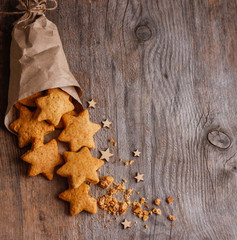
[0,0,236,239]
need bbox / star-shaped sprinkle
[36,88,75,126]
[102,119,112,128]
[57,147,104,188]
[58,109,101,152]
[59,183,97,216]
[133,149,141,157]
[10,105,54,148]
[100,148,114,162]
[121,219,131,229]
[134,173,144,182]
[88,99,97,108]
[21,139,63,180]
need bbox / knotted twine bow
[0,0,57,24]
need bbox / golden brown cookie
[21,139,63,180]
[57,147,104,188]
[58,109,101,151]
[59,183,97,216]
[10,105,55,148]
[18,91,44,107]
[14,102,22,110]
[36,88,74,126]
[55,111,77,129]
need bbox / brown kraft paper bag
[3,0,83,133]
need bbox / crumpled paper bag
[4,13,83,133]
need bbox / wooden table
[0,1,236,239]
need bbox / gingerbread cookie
[21,139,63,180]
[57,147,104,188]
[10,105,54,148]
[59,183,97,216]
[58,109,101,151]
[36,88,74,126]
[18,91,44,107]
[55,111,77,129]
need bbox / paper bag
[4,11,83,133]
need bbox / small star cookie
[58,109,101,152]
[134,173,144,182]
[88,99,97,108]
[100,148,114,162]
[102,119,112,128]
[59,183,97,216]
[133,149,141,157]
[121,219,131,229]
[21,139,63,180]
[18,91,44,107]
[10,105,55,148]
[36,88,75,126]
[57,147,104,188]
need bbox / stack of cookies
[10,88,104,216]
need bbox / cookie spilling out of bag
[10,88,103,216]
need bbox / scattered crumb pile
[97,176,176,229]
[97,180,133,216]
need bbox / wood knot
[135,25,152,41]
[207,130,231,149]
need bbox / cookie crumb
[145,204,150,209]
[143,215,149,221]
[168,215,175,221]
[119,158,123,162]
[99,176,114,189]
[154,198,161,206]
[124,162,129,166]
[167,196,173,204]
[129,160,134,165]
[122,179,127,183]
[152,208,162,215]
[140,198,146,204]
[109,139,117,146]
[105,225,108,228]
[137,192,140,194]
[127,189,133,195]
[145,224,148,229]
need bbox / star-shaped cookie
[10,105,55,148]
[102,119,112,128]
[88,99,97,108]
[57,147,104,188]
[36,88,75,126]
[21,139,63,180]
[133,149,141,157]
[58,109,101,151]
[55,111,77,129]
[121,219,131,229]
[18,91,44,107]
[100,148,114,162]
[134,173,144,182]
[59,183,97,216]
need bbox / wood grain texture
[0,0,237,239]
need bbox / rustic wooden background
[0,0,236,239]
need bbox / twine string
[0,0,57,15]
